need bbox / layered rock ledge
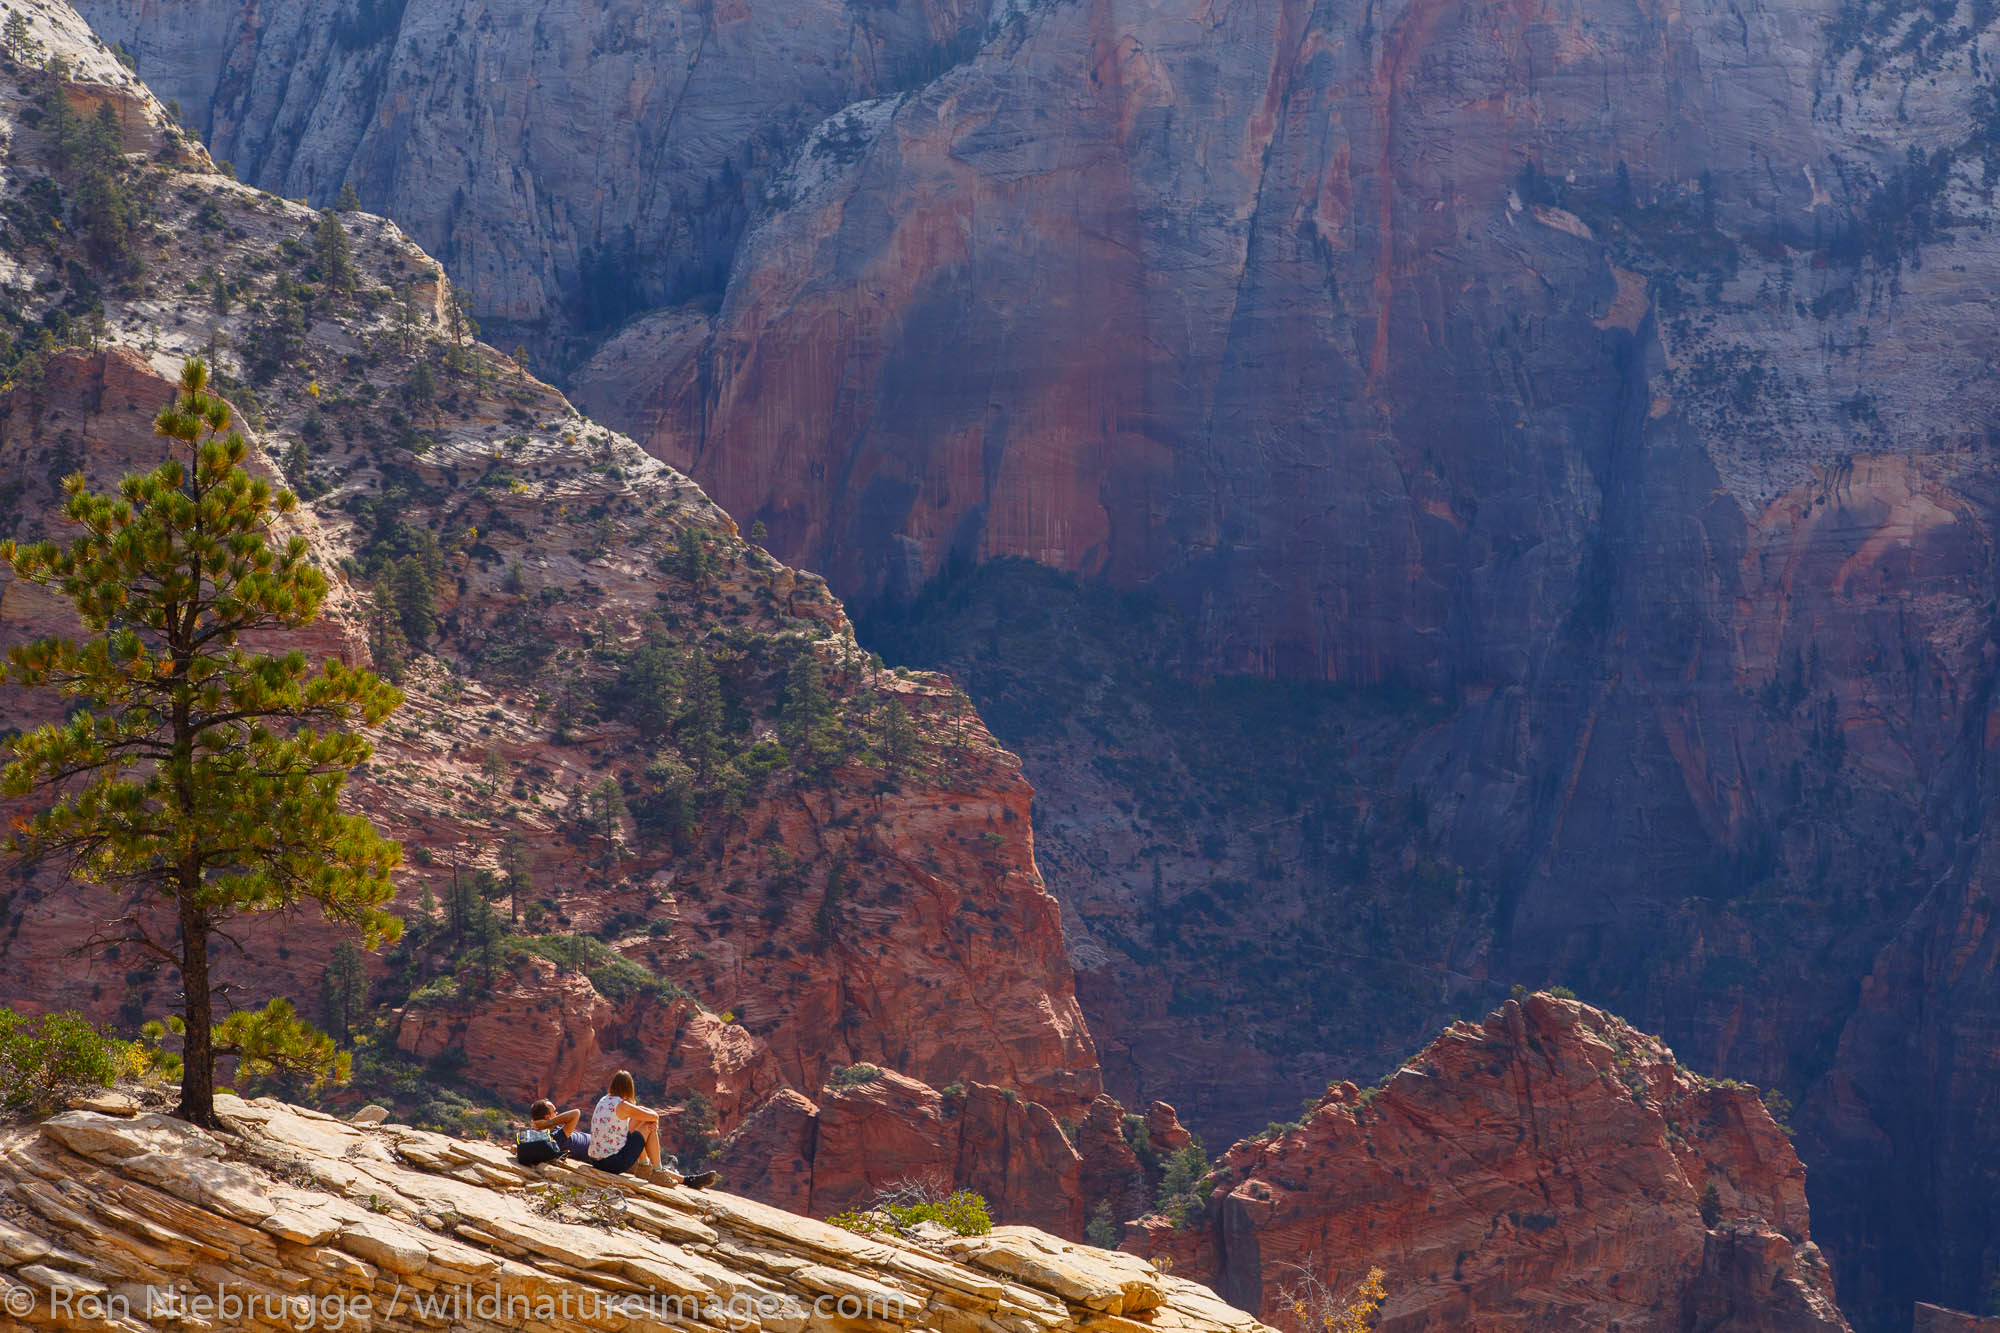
[0,1094,1270,1332]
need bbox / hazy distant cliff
[77,0,985,353]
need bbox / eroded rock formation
[1127,994,1850,1333]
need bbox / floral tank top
[588,1095,630,1158]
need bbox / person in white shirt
[580,1070,719,1189]
[585,1069,669,1178]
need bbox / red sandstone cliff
[1126,994,1849,1333]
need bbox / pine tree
[0,360,402,1126]
[56,102,140,274]
[321,940,369,1046]
[444,296,479,383]
[783,647,838,774]
[882,698,918,776]
[680,648,725,781]
[282,435,310,489]
[336,180,361,212]
[587,777,627,867]
[390,555,436,649]
[250,289,306,383]
[314,210,355,293]
[397,282,422,354]
[438,850,466,943]
[3,13,44,66]
[214,998,351,1096]
[468,888,505,989]
[608,633,681,737]
[405,356,436,409]
[677,527,712,588]
[366,578,407,681]
[499,833,531,926]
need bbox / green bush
[826,1063,884,1090]
[0,1008,135,1114]
[829,1189,993,1238]
[515,934,690,1005]
[1085,1201,1122,1250]
[1156,1141,1211,1229]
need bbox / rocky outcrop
[0,1092,1274,1333]
[709,1070,1143,1241]
[1125,995,1849,1333]
[803,1071,1084,1238]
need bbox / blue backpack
[515,1129,566,1166]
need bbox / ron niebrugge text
[3,1279,919,1327]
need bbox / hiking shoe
[684,1170,718,1190]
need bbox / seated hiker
[584,1071,719,1187]
[529,1099,589,1157]
[585,1070,673,1179]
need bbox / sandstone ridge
[0,1092,1271,1333]
[1132,994,1852,1333]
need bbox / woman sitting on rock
[583,1071,719,1187]
[529,1100,589,1158]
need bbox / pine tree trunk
[177,891,218,1128]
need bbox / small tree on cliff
[313,209,355,294]
[0,359,404,1127]
[1276,1264,1388,1333]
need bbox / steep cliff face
[0,0,1099,1200]
[701,5,2000,1326]
[73,0,987,358]
[1128,995,1850,1333]
[591,0,1858,646]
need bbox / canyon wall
[74,0,986,358]
[48,0,2000,1326]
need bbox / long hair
[609,1070,636,1100]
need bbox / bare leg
[639,1122,662,1171]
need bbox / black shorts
[586,1135,646,1175]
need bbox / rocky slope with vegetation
[71,0,989,369]
[1,0,1981,1327]
[0,0,1100,1201]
